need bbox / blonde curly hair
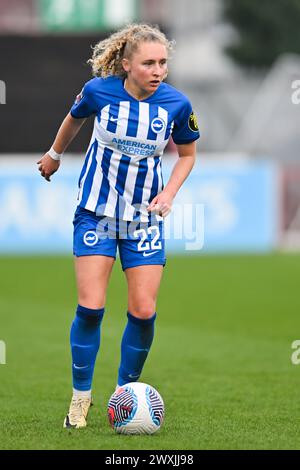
[88,23,175,78]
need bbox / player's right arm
[37,113,86,182]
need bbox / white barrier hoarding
[0,156,278,254]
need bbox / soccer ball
[107,382,165,434]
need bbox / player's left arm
[147,141,196,217]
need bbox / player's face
[123,42,168,97]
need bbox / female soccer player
[37,23,200,428]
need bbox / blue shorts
[73,206,166,271]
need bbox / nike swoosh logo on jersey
[110,116,118,122]
[143,251,159,257]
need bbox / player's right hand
[37,154,60,182]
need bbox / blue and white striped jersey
[71,76,200,221]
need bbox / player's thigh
[125,265,164,319]
[74,255,115,309]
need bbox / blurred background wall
[0,0,300,253]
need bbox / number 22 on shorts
[134,226,162,253]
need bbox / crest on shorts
[188,111,199,132]
[83,230,98,247]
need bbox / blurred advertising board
[0,0,137,33]
[0,156,278,254]
[165,157,278,253]
[38,0,137,31]
[0,0,37,33]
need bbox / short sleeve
[172,99,200,145]
[70,80,98,119]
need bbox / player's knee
[78,291,106,310]
[78,299,105,310]
[129,302,156,320]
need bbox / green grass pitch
[1,253,300,450]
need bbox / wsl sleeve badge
[188,111,199,132]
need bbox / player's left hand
[147,190,174,218]
[37,153,60,182]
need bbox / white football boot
[63,396,93,429]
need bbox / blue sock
[118,311,156,386]
[70,304,105,391]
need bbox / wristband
[48,146,63,161]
